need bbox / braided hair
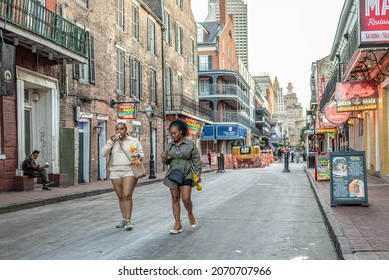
[169,119,189,137]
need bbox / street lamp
[145,107,156,179]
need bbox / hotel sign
[335,82,377,112]
[359,0,389,45]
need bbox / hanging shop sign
[317,128,337,133]
[0,43,16,96]
[184,118,202,136]
[359,0,389,46]
[117,104,137,119]
[330,149,368,207]
[335,82,377,112]
[317,112,338,130]
[324,100,350,124]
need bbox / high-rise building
[206,0,248,68]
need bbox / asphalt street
[0,163,338,260]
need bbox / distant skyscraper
[206,0,248,67]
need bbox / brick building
[152,0,211,159]
[1,0,200,192]
[0,0,88,191]
[63,0,164,184]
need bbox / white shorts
[109,166,135,179]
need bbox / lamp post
[145,107,156,179]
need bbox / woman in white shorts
[101,122,144,231]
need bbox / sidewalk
[304,166,389,260]
[0,167,213,215]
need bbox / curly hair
[169,119,189,137]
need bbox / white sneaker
[116,219,126,228]
[124,220,133,231]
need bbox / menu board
[315,154,330,181]
[330,150,368,207]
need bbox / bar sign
[0,43,16,96]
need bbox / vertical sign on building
[359,0,389,46]
[0,43,16,96]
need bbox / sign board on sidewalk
[330,149,368,207]
[315,153,330,181]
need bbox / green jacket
[162,138,202,188]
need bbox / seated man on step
[22,150,54,191]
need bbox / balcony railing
[250,125,260,136]
[0,0,88,57]
[166,94,213,120]
[255,115,271,127]
[319,67,338,110]
[340,22,359,77]
[214,111,250,128]
[199,84,249,105]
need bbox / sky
[191,0,346,111]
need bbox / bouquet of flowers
[130,144,140,166]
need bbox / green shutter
[88,34,96,84]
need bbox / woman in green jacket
[161,119,202,234]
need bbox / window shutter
[175,23,178,52]
[155,73,158,105]
[208,55,212,70]
[180,28,183,54]
[147,19,151,51]
[88,34,96,84]
[73,64,80,80]
[139,63,143,99]
[129,58,133,97]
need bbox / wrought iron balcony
[166,94,213,121]
[0,0,88,62]
[340,23,359,77]
[199,84,249,105]
[213,110,251,128]
[250,125,260,137]
[319,67,338,110]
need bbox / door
[60,128,75,185]
[98,121,107,180]
[78,131,84,183]
[78,121,90,183]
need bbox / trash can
[307,152,315,168]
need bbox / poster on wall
[359,0,389,46]
[315,153,330,181]
[330,149,368,207]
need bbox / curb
[0,169,215,215]
[0,178,164,215]
[303,166,356,260]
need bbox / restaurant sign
[324,100,350,125]
[359,0,389,46]
[335,82,377,112]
